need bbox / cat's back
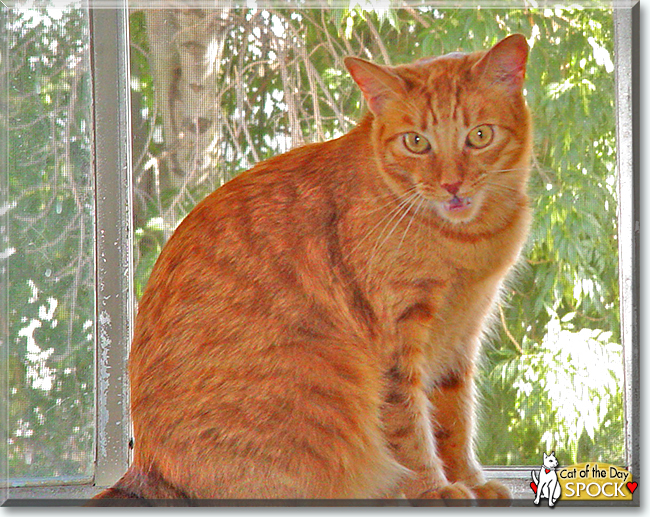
[141,137,346,293]
[129,131,368,383]
[170,130,362,250]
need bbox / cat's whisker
[397,195,425,255]
[469,175,521,196]
[367,192,420,256]
[482,183,522,194]
[363,192,421,281]
[488,167,527,174]
[349,187,408,204]
[376,196,427,286]
[347,189,420,257]
[353,186,419,215]
[364,186,419,220]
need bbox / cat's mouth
[444,195,472,212]
[417,185,480,223]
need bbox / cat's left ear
[344,57,405,114]
[472,34,528,91]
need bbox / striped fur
[94,35,531,503]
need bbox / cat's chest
[381,263,497,326]
[373,256,506,374]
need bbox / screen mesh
[4,3,95,484]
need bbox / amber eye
[403,132,431,154]
[466,125,494,149]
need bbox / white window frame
[3,1,640,505]
[90,5,134,489]
[612,0,639,482]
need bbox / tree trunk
[143,8,227,235]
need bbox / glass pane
[3,3,95,484]
[129,4,622,469]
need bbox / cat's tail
[87,464,192,506]
[531,471,538,485]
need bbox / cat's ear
[472,34,528,91]
[344,57,405,114]
[544,452,548,460]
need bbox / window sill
[4,471,532,506]
[4,470,638,507]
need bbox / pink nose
[441,181,462,195]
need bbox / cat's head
[543,451,559,469]
[345,34,532,225]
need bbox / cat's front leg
[428,369,512,501]
[382,364,474,501]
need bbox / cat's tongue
[447,195,471,211]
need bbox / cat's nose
[441,181,462,195]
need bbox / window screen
[4,3,95,485]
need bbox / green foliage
[483,311,623,465]
[3,6,95,480]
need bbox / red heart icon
[545,469,550,474]
[530,481,538,494]
[627,482,638,494]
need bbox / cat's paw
[470,480,512,506]
[412,482,475,506]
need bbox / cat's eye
[466,125,494,149]
[402,132,431,154]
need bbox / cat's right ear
[344,57,405,115]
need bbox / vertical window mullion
[613,3,639,477]
[90,5,133,488]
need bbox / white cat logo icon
[531,451,562,507]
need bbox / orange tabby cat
[94,34,532,503]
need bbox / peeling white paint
[97,309,112,459]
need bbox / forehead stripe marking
[402,114,415,127]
